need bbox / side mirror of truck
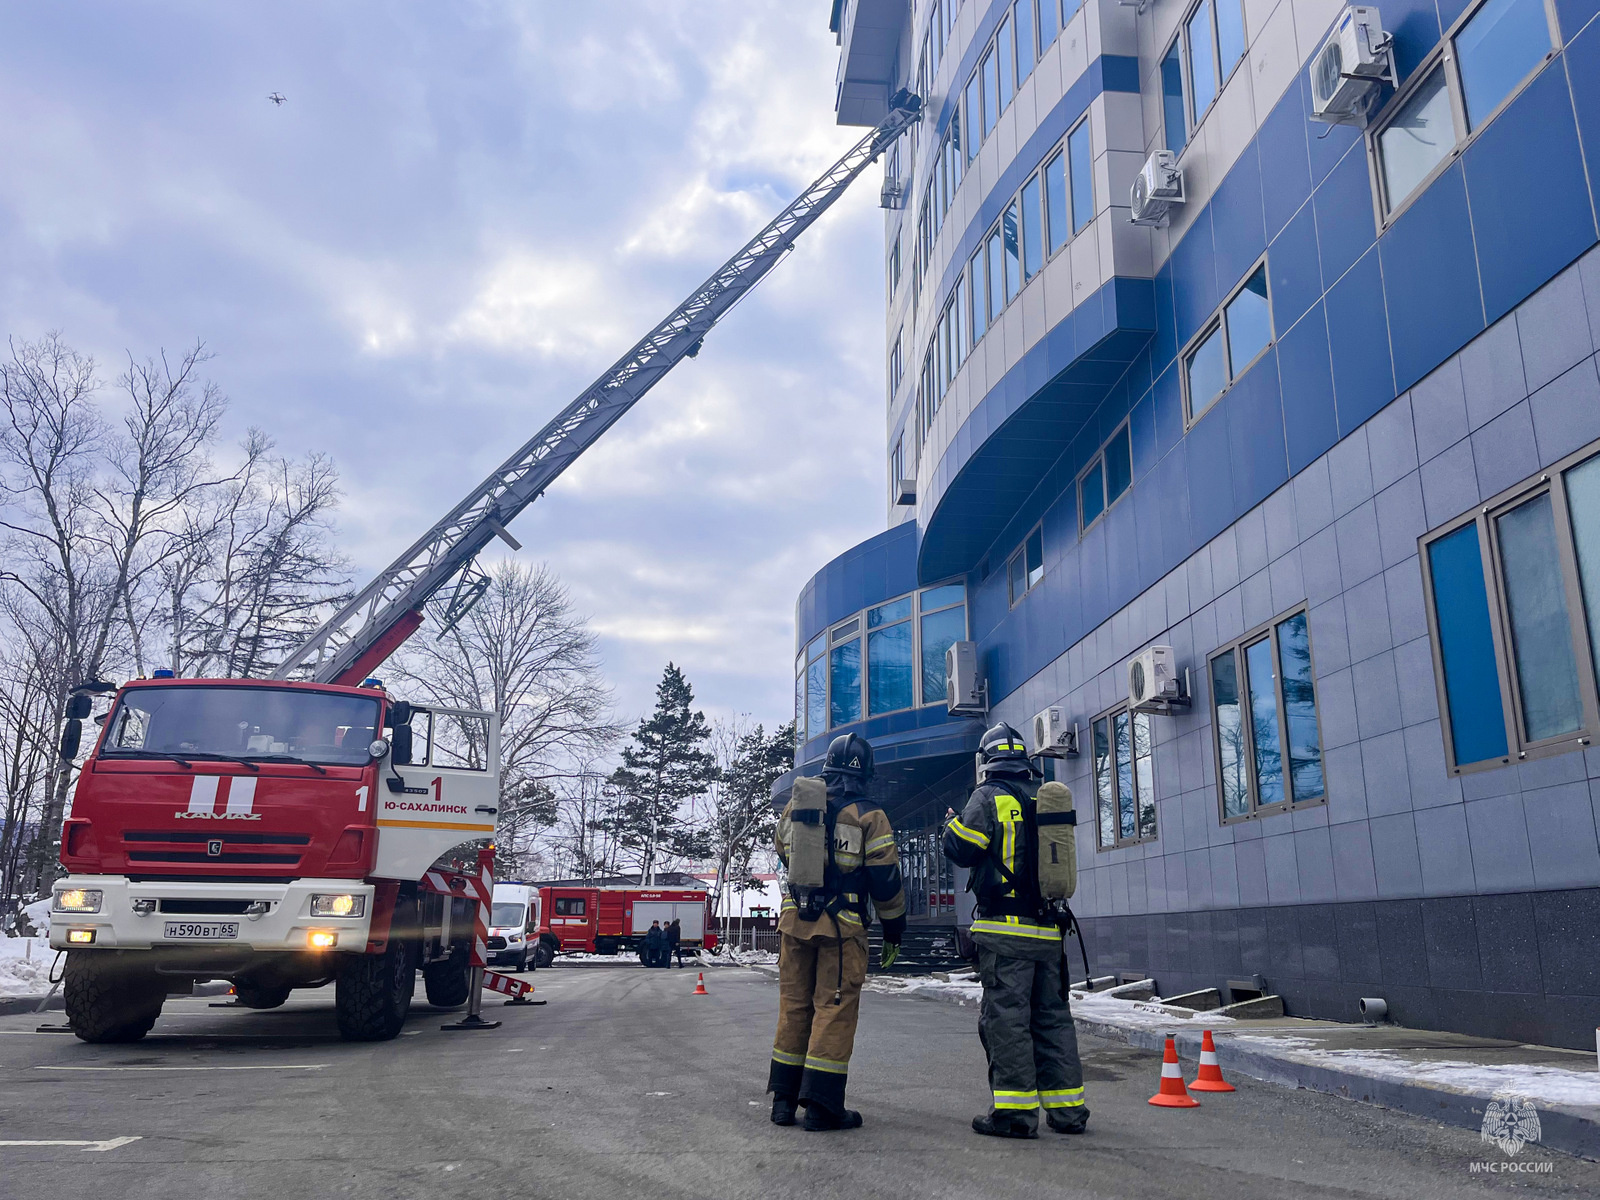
[391,724,413,766]
[389,700,412,729]
[65,694,92,720]
[58,719,82,761]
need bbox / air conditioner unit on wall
[946,641,987,715]
[1128,646,1185,713]
[1308,6,1398,127]
[1031,707,1079,758]
[1129,151,1184,227]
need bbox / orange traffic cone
[1148,1035,1201,1107]
[1189,1030,1235,1092]
[692,972,708,996]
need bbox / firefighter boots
[770,1097,798,1126]
[971,1113,1038,1139]
[803,1105,864,1132]
[1046,1105,1090,1134]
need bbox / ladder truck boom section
[48,92,920,1044]
[276,90,921,687]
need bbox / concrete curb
[0,979,234,1019]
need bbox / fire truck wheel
[335,937,414,1041]
[533,940,556,969]
[63,951,164,1043]
[233,981,293,1010]
[422,958,471,1008]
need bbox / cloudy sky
[0,2,891,729]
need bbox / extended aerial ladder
[272,90,922,687]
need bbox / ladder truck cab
[533,886,717,966]
[49,676,500,1043]
[486,881,540,971]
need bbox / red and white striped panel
[421,867,492,905]
[482,970,532,999]
[471,894,489,968]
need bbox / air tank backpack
[784,776,834,919]
[1034,781,1078,901]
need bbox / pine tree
[706,719,793,940]
[604,663,716,883]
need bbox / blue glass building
[792,0,1600,1048]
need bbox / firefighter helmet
[822,733,875,783]
[979,722,1031,774]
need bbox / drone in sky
[268,93,286,105]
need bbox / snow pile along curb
[0,936,55,999]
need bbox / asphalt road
[0,961,1594,1199]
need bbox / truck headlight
[54,888,103,913]
[309,894,364,918]
[508,933,522,943]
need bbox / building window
[1003,201,1022,301]
[829,618,863,728]
[1015,0,1035,85]
[1371,0,1556,216]
[1210,607,1326,822]
[867,597,914,716]
[1007,525,1045,606]
[919,583,967,707]
[1420,442,1600,774]
[1020,173,1043,280]
[1183,261,1272,423]
[969,247,988,343]
[797,633,827,745]
[1161,40,1186,154]
[965,72,983,162]
[1044,149,1068,255]
[997,13,1016,112]
[1078,422,1132,532]
[888,330,903,395]
[1093,706,1157,849]
[986,227,1005,322]
[1068,119,1093,234]
[1038,0,1059,52]
[982,47,1000,138]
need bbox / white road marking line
[0,1137,141,1152]
[36,1063,327,1072]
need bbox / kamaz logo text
[172,776,261,821]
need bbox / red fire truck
[49,679,498,1042]
[533,886,717,966]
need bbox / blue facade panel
[818,0,1600,1046]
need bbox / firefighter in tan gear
[942,722,1089,1139]
[768,733,906,1131]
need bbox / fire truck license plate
[162,922,239,940]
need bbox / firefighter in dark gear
[768,733,906,1132]
[943,721,1089,1139]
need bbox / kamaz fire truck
[44,89,921,1043]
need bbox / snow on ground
[704,947,776,967]
[1231,1036,1600,1110]
[866,973,1237,1029]
[0,935,56,997]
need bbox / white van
[487,882,539,971]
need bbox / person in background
[667,917,684,967]
[643,919,664,968]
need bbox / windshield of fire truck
[101,686,381,767]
